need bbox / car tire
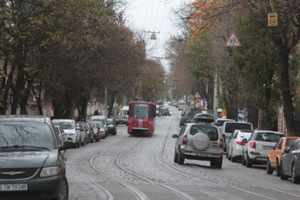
[210,157,222,169]
[192,133,210,151]
[245,152,252,168]
[266,160,273,174]
[174,151,178,163]
[292,163,300,183]
[55,177,68,200]
[280,161,288,180]
[275,160,281,176]
[178,151,185,165]
[241,152,246,166]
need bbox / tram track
[156,110,300,200]
[89,118,195,200]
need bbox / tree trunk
[278,48,296,136]
[206,74,214,111]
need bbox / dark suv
[0,115,68,200]
[172,122,224,168]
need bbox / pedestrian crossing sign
[225,32,241,47]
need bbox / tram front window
[134,104,149,118]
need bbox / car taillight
[237,141,246,146]
[182,135,187,144]
[250,142,256,148]
[219,138,224,149]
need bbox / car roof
[0,115,51,124]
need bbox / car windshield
[107,119,113,124]
[52,121,74,130]
[190,125,218,141]
[0,123,55,150]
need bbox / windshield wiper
[0,145,49,151]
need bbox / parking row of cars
[225,126,300,184]
[175,108,300,183]
[52,116,118,149]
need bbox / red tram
[127,101,156,136]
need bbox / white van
[118,106,129,117]
[222,121,253,151]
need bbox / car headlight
[40,166,61,177]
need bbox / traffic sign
[225,32,241,47]
[221,109,227,116]
[268,13,278,26]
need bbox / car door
[269,138,283,168]
[175,125,187,152]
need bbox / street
[66,107,300,200]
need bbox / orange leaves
[187,0,234,37]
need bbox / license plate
[0,184,28,191]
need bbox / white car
[227,129,253,162]
[242,130,284,167]
[52,119,80,148]
[222,121,253,151]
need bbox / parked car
[77,121,93,143]
[222,121,253,151]
[242,130,284,167]
[213,118,235,135]
[0,115,68,200]
[91,115,108,137]
[55,125,67,146]
[280,139,300,183]
[267,136,300,176]
[227,129,253,162]
[87,121,103,141]
[192,113,215,123]
[75,122,88,146]
[180,116,191,127]
[115,115,128,125]
[172,122,224,168]
[52,119,80,148]
[107,118,117,135]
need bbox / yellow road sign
[268,13,278,26]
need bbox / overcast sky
[124,0,191,72]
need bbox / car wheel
[55,177,68,200]
[174,151,178,163]
[231,149,236,162]
[81,138,85,146]
[245,152,252,168]
[178,151,185,165]
[211,158,223,169]
[275,160,281,176]
[292,163,300,183]
[266,160,273,174]
[241,153,246,166]
[280,162,288,180]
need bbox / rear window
[255,132,283,142]
[52,121,74,130]
[224,123,252,133]
[190,125,218,141]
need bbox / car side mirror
[172,134,178,138]
[284,147,290,153]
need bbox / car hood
[0,150,58,168]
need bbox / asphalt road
[66,107,300,200]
